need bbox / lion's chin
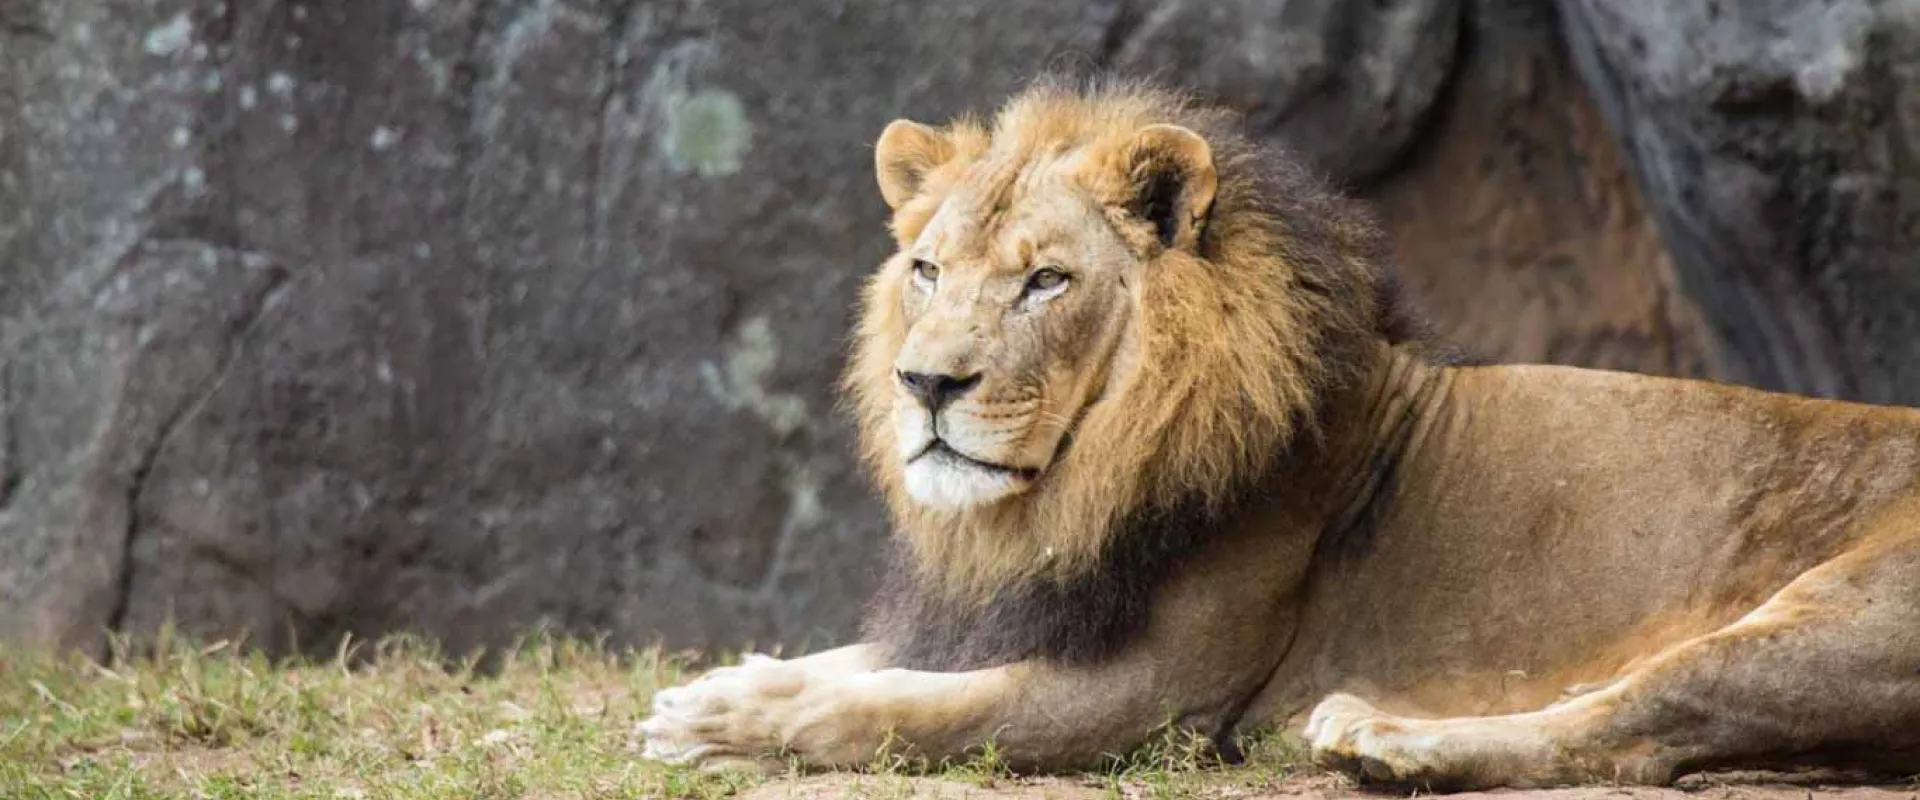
[901,457,1034,510]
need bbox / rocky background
[2,0,1915,658]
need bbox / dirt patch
[742,771,1920,800]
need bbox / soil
[742,770,1920,800]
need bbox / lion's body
[1254,354,1920,721]
[640,79,1920,789]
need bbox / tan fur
[640,80,1920,789]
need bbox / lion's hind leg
[1308,533,1920,791]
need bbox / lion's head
[847,78,1400,600]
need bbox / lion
[637,77,1920,790]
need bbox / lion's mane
[848,76,1434,670]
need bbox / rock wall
[1,0,1912,656]
[1557,0,1920,404]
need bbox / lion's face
[847,84,1368,594]
[886,173,1141,509]
[857,106,1221,519]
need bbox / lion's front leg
[640,650,1017,769]
[638,524,1311,771]
[637,637,1261,773]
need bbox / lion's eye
[1025,267,1069,295]
[911,260,940,284]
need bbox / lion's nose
[897,370,981,411]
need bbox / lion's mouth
[911,440,1041,482]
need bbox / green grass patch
[0,628,1314,799]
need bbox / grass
[0,628,1317,799]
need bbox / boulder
[1556,0,1920,403]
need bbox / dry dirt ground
[743,771,1920,800]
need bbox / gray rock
[0,0,1137,656]
[1109,0,1461,183]
[1556,0,1920,404]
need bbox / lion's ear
[1118,124,1217,251]
[875,120,956,211]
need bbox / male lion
[638,78,1920,790]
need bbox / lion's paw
[638,654,877,770]
[639,656,805,767]
[1305,693,1446,788]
